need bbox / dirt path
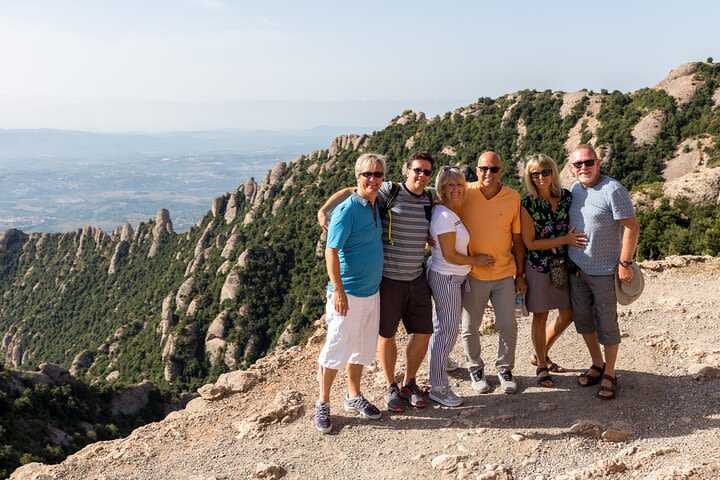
[12,257,720,479]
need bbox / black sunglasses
[360,171,384,179]
[411,167,432,176]
[477,166,500,173]
[572,159,596,169]
[530,169,552,179]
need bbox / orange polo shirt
[458,183,521,281]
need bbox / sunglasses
[572,159,596,169]
[360,171,384,179]
[411,167,432,176]
[477,166,500,173]
[530,169,552,179]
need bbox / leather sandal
[578,364,605,387]
[530,354,566,373]
[536,367,554,388]
[596,374,618,400]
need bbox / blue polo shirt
[568,176,635,275]
[326,192,384,297]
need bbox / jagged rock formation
[1,60,719,395]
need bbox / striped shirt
[378,181,434,281]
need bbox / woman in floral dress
[520,154,587,387]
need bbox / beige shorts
[318,290,380,369]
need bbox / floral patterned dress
[521,189,572,274]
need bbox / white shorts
[318,290,380,369]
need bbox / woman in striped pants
[427,166,486,406]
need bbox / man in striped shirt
[318,152,436,412]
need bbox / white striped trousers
[427,269,467,387]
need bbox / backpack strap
[379,182,401,245]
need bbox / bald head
[478,151,502,165]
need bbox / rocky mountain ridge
[1,61,719,394]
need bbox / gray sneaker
[314,400,332,434]
[344,393,381,420]
[497,370,518,394]
[446,357,459,372]
[429,385,463,407]
[384,383,405,412]
[470,368,492,394]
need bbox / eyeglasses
[530,169,552,179]
[477,166,500,173]
[571,159,596,169]
[412,167,432,176]
[360,171,384,179]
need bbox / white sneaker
[497,370,517,394]
[470,368,491,394]
[446,357,459,372]
[429,385,463,407]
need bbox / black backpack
[379,182,436,246]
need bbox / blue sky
[0,1,717,131]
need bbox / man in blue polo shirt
[315,153,386,434]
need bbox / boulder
[70,350,94,376]
[110,380,157,415]
[148,209,173,258]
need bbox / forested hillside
[1,60,719,398]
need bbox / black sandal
[596,374,618,400]
[536,367,554,388]
[578,364,605,387]
[530,354,566,373]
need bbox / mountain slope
[1,61,720,395]
[10,257,720,479]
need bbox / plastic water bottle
[514,294,527,318]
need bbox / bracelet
[515,272,525,278]
[619,260,633,268]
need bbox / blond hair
[523,153,561,200]
[435,165,466,204]
[354,153,387,177]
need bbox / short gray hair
[355,153,387,177]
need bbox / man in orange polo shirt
[458,151,527,394]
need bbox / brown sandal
[596,374,618,400]
[536,367,554,388]
[530,354,566,373]
[578,364,605,387]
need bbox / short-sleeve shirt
[326,192,384,297]
[428,205,472,276]
[521,189,572,274]
[568,176,635,275]
[458,183,522,281]
[378,181,434,281]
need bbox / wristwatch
[619,260,633,268]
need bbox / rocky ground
[11,256,720,480]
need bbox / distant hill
[1,60,719,395]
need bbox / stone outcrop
[559,91,587,118]
[390,110,425,126]
[110,380,157,415]
[564,94,602,154]
[205,310,228,365]
[211,195,226,217]
[69,350,94,376]
[441,146,457,157]
[221,269,241,302]
[221,234,242,259]
[175,276,195,312]
[224,191,240,223]
[148,209,173,258]
[159,294,176,342]
[631,109,666,147]
[654,62,702,106]
[661,137,720,205]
